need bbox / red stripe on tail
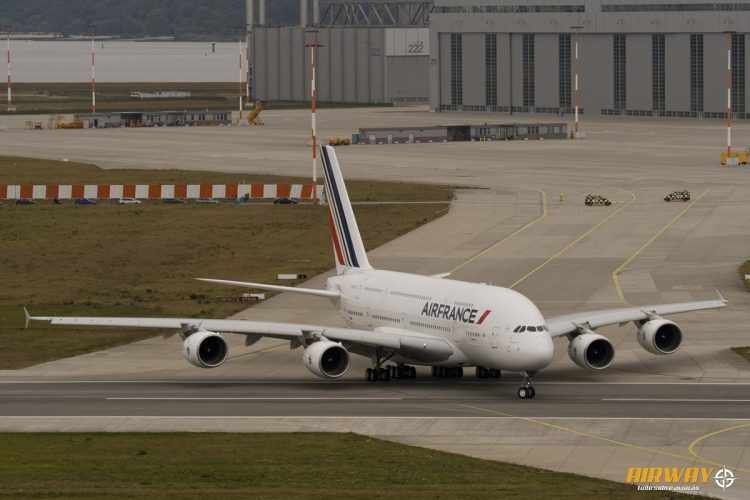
[328,211,345,266]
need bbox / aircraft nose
[524,333,555,371]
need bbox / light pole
[726,31,734,157]
[238,37,245,120]
[89,24,96,113]
[306,29,324,201]
[6,31,11,110]
[570,25,584,138]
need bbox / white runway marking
[106,397,405,401]
[603,398,750,403]
[4,416,750,421]
[3,380,750,385]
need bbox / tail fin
[320,145,372,275]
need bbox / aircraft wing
[545,296,728,338]
[27,312,454,362]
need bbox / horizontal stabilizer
[196,278,340,299]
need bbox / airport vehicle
[196,198,220,204]
[163,198,186,205]
[274,197,299,205]
[664,190,691,202]
[15,199,35,205]
[118,198,142,205]
[27,146,727,399]
[75,198,97,205]
[584,194,612,206]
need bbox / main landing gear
[475,366,501,379]
[517,372,536,400]
[365,364,417,382]
[432,366,463,378]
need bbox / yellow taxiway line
[449,190,548,275]
[612,190,708,304]
[510,191,637,289]
[687,422,750,473]
[463,404,750,473]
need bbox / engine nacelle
[303,340,350,379]
[638,319,683,355]
[568,333,615,370]
[182,330,229,368]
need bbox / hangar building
[247,0,750,119]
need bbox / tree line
[0,0,298,39]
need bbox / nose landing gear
[517,372,536,400]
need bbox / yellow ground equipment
[328,137,351,146]
[720,149,749,166]
[56,119,83,129]
[247,101,265,126]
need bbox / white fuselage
[327,269,555,372]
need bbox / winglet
[716,289,728,304]
[23,307,31,329]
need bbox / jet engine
[568,333,615,370]
[303,340,350,379]
[638,319,682,355]
[182,330,229,368]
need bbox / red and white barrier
[0,184,324,201]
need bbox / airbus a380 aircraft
[28,146,727,399]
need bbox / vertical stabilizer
[320,146,372,274]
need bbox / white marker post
[6,32,11,109]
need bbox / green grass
[731,347,750,363]
[0,433,705,499]
[740,260,750,291]
[0,156,452,369]
[1,82,239,114]
[0,82,392,114]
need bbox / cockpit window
[527,326,537,332]
[518,326,526,332]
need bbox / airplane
[27,145,728,399]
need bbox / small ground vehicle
[584,194,612,206]
[664,190,691,202]
[15,199,35,205]
[75,198,97,205]
[163,198,186,204]
[274,197,299,205]
[196,198,220,204]
[118,197,142,205]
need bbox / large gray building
[246,0,432,104]
[248,0,750,119]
